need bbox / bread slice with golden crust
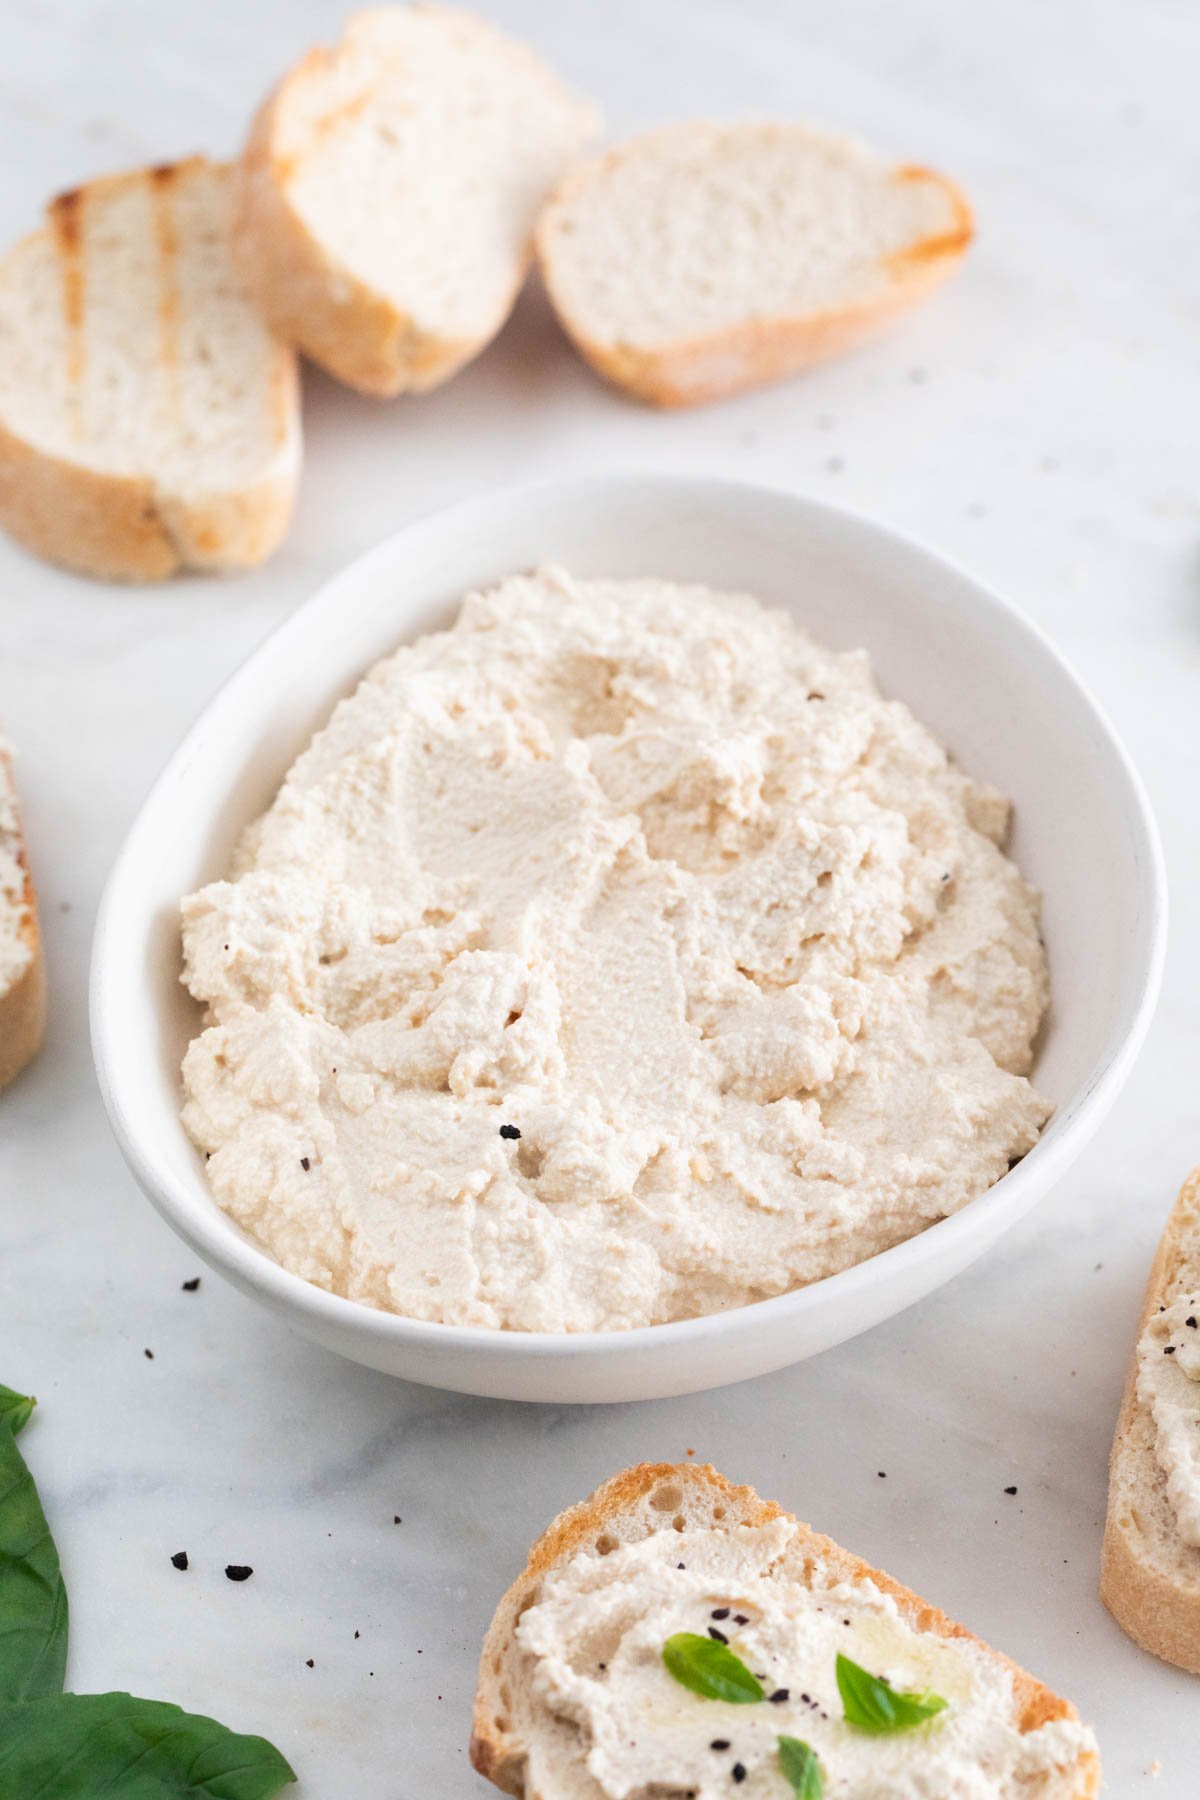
[536,122,972,408]
[1101,1168,1200,1672]
[0,744,45,1090]
[472,1461,1099,1799]
[0,158,300,582]
[233,5,599,398]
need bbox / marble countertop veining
[1,0,1198,1791]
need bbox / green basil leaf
[836,1653,947,1733]
[0,1387,34,1439]
[0,1415,67,1702]
[778,1734,823,1798]
[0,1692,296,1798]
[662,1632,764,1703]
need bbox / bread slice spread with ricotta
[536,121,972,408]
[0,743,45,1090]
[0,157,300,582]
[233,5,599,397]
[472,1462,1099,1798]
[1102,1167,1200,1671]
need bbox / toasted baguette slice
[0,158,300,582]
[536,122,973,408]
[0,744,45,1090]
[233,5,599,397]
[472,1462,1099,1799]
[1101,1168,1200,1671]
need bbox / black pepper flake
[598,1662,606,1671]
[181,1277,200,1292]
[710,1607,731,1620]
[677,1562,686,1570]
[708,1627,728,1644]
[768,1688,789,1704]
[709,1740,730,1752]
[1164,1345,1176,1355]
[499,1124,521,1140]
[877,1471,887,1479]
[732,1764,747,1784]
[1004,1485,1018,1495]
[354,1630,360,1640]
[225,1564,253,1582]
[144,1348,154,1360]
[394,1515,402,1524]
[732,1613,748,1626]
[1187,1317,1198,1329]
[170,1551,188,1572]
[300,1156,311,1171]
[305,1659,314,1668]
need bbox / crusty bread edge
[0,413,300,584]
[1100,1167,1200,1672]
[536,153,973,409]
[470,1461,1099,1798]
[0,752,45,1091]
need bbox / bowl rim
[90,471,1168,1363]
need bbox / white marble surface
[1,0,1197,1790]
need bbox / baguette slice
[0,157,300,582]
[536,122,973,408]
[0,744,45,1090]
[233,5,599,397]
[472,1461,1099,1799]
[1101,1167,1200,1671]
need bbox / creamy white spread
[0,747,33,994]
[512,1521,1096,1798]
[1137,1294,1200,1546]
[179,569,1050,1330]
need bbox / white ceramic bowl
[91,475,1166,1403]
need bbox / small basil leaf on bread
[778,1734,824,1797]
[662,1633,765,1703]
[836,1653,947,1732]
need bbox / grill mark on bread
[48,188,86,435]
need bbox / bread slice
[536,122,973,408]
[1101,1168,1200,1671]
[472,1461,1099,1798]
[0,743,45,1090]
[0,158,300,582]
[233,5,599,397]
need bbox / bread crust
[0,753,45,1091]
[1101,1167,1200,1672]
[536,149,973,409]
[471,1461,1099,1799]
[0,162,301,583]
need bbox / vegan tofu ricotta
[511,1519,1096,1797]
[179,568,1051,1330]
[1136,1295,1200,1547]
